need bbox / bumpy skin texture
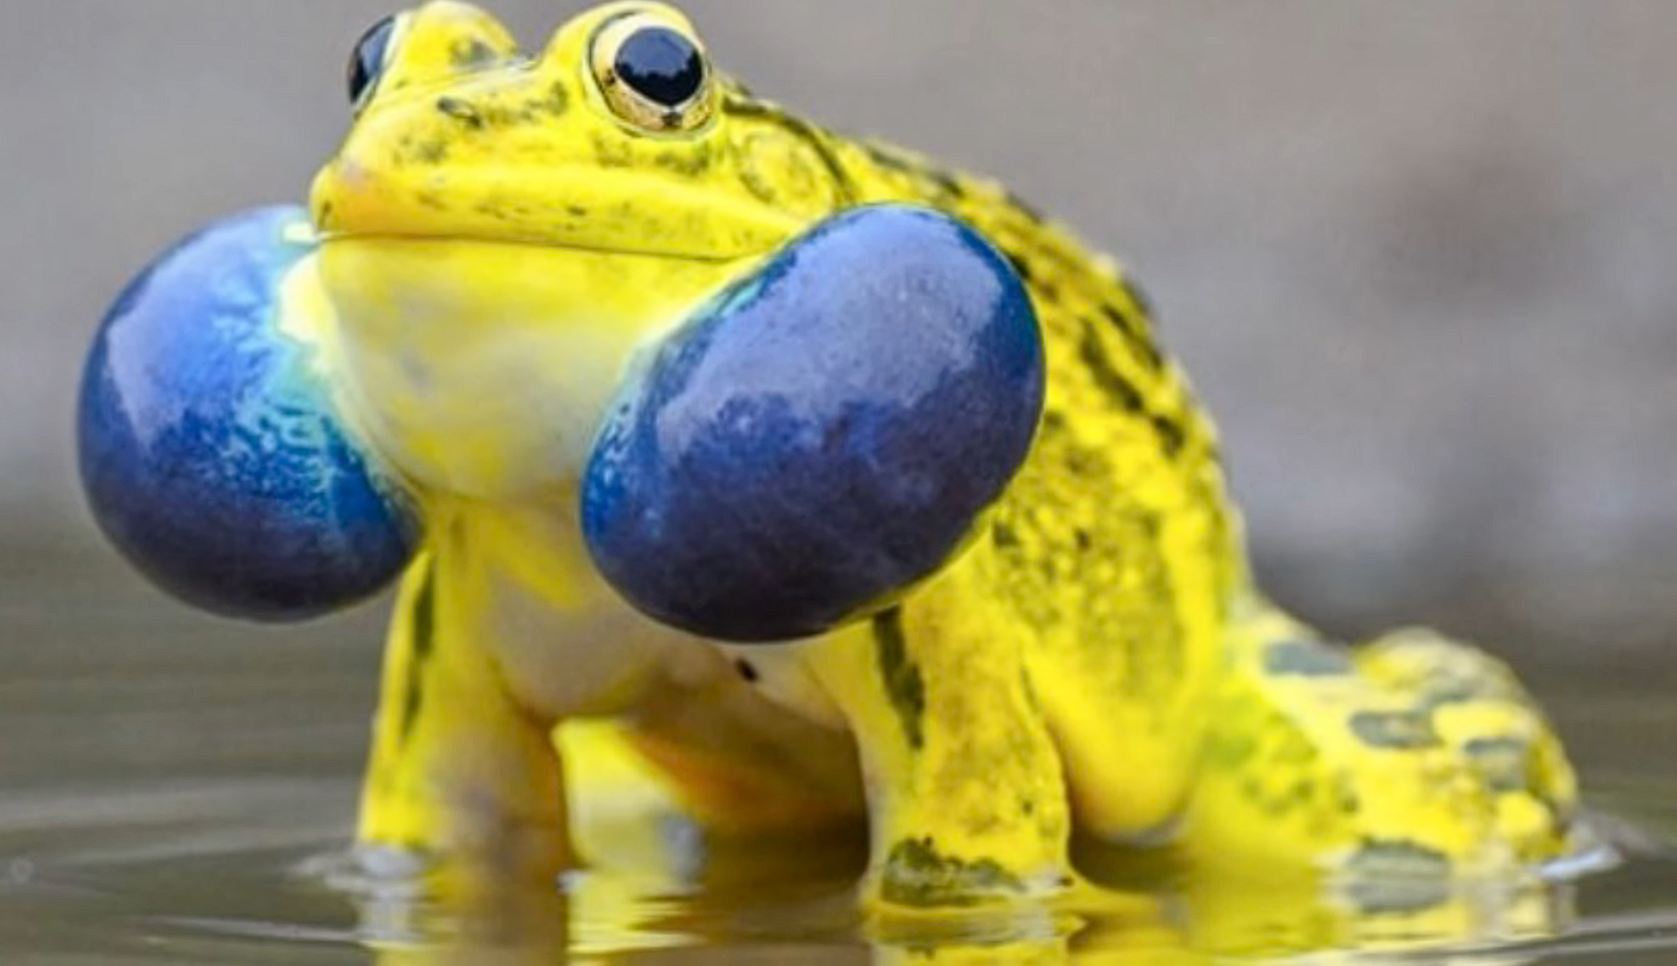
[299,0,1579,908]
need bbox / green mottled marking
[1077,318,1146,413]
[413,139,449,164]
[879,836,1026,907]
[1202,725,1259,770]
[1340,838,1452,912]
[449,37,499,70]
[435,96,483,128]
[1263,639,1355,676]
[1099,301,1164,372]
[873,608,925,750]
[397,565,437,745]
[1463,736,1532,793]
[1149,412,1186,457]
[1348,709,1440,749]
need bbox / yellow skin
[298,0,1581,912]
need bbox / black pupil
[348,15,397,106]
[614,27,704,108]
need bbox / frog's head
[307,1,860,500]
[311,0,850,261]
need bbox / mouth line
[312,228,754,264]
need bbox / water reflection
[322,855,1583,965]
[306,780,1603,965]
[3,765,1675,964]
[1,573,1673,964]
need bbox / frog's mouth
[309,158,804,263]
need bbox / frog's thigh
[358,549,572,884]
[1182,621,1577,880]
[802,594,1077,908]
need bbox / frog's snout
[580,204,1045,643]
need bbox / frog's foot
[1182,613,1579,893]
[802,604,1082,911]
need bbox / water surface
[3,559,1674,964]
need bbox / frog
[79,0,1585,911]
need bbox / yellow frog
[80,0,1583,912]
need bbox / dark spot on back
[925,167,964,198]
[866,143,910,171]
[1100,302,1164,371]
[1005,190,1045,223]
[1077,319,1145,413]
[1149,413,1185,458]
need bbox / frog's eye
[347,13,408,112]
[588,10,715,133]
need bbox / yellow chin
[308,235,748,501]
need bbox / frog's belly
[455,497,713,717]
[485,566,726,717]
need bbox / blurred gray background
[2,1,1674,677]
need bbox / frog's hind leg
[1182,607,1579,886]
[356,544,572,888]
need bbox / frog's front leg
[802,571,1076,908]
[574,205,1055,905]
[358,543,572,886]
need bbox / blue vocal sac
[78,206,417,622]
[583,204,1045,643]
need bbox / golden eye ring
[588,10,715,134]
